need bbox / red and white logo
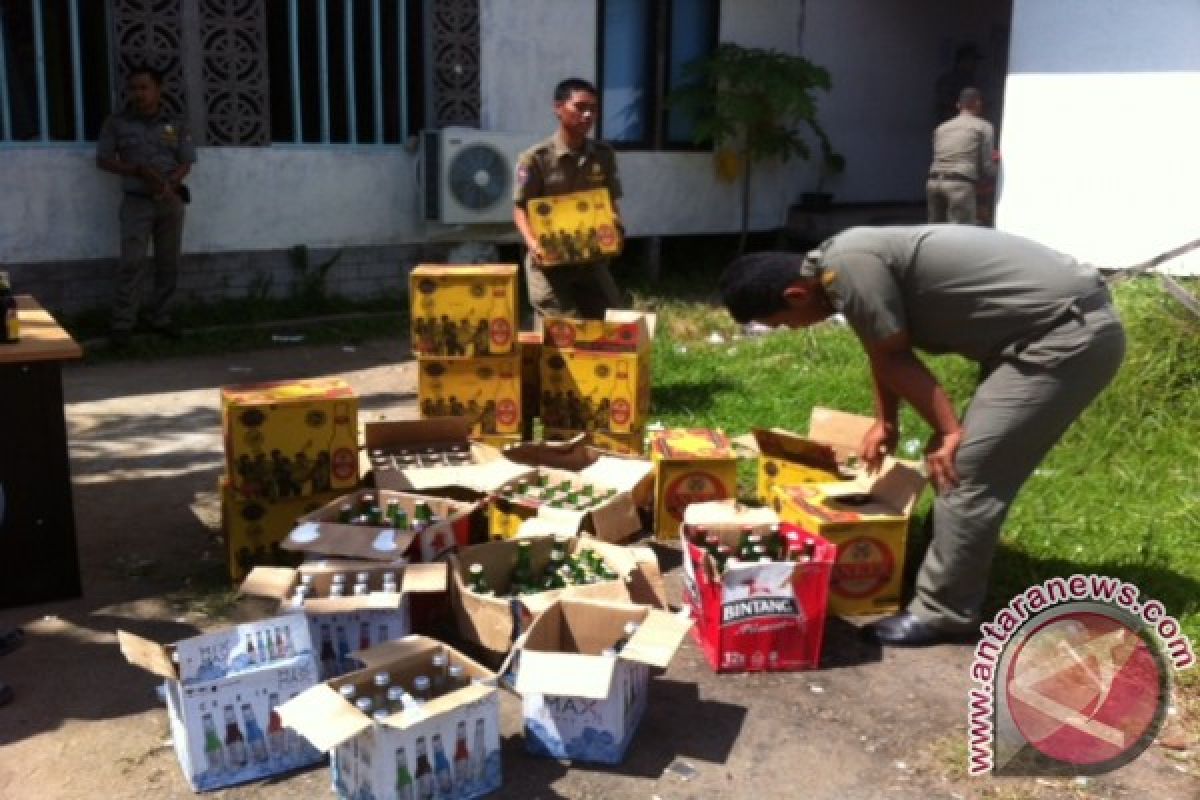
[610,397,632,426]
[332,447,356,481]
[496,398,518,427]
[831,536,894,598]
[490,318,512,347]
[665,472,728,521]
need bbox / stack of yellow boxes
[538,311,653,455]
[219,378,360,581]
[411,264,522,447]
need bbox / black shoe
[109,330,133,350]
[863,612,976,647]
[148,322,182,341]
[0,628,22,657]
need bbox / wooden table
[0,296,84,607]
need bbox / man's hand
[925,428,963,494]
[526,240,547,268]
[859,420,898,473]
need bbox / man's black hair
[718,251,812,324]
[958,87,982,106]
[128,63,164,86]
[554,78,598,104]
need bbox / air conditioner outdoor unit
[421,127,531,225]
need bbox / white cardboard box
[511,598,691,764]
[117,614,324,791]
[280,636,503,800]
[240,562,447,679]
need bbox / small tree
[670,44,842,252]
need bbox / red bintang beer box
[681,506,835,673]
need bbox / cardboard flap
[621,608,694,668]
[606,308,657,338]
[501,437,590,469]
[513,650,617,700]
[862,458,927,514]
[364,416,473,447]
[626,546,669,609]
[350,635,438,670]
[752,428,841,473]
[400,561,449,594]
[586,496,642,544]
[238,566,299,601]
[117,629,178,681]
[277,683,371,752]
[578,455,653,493]
[402,460,533,493]
[518,589,561,618]
[731,433,760,458]
[282,521,418,560]
[683,500,780,527]
[303,592,403,613]
[808,407,876,462]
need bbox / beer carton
[527,188,622,267]
[361,417,513,494]
[409,264,518,357]
[117,614,323,791]
[221,478,340,582]
[417,355,522,437]
[240,562,447,679]
[510,598,692,764]
[540,310,654,353]
[279,636,503,800]
[449,536,666,661]
[222,378,360,498]
[649,429,739,541]
[539,349,650,434]
[680,503,835,673]
[283,488,478,563]
[771,458,926,616]
[748,407,876,504]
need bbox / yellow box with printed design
[539,349,650,435]
[409,264,518,357]
[418,355,523,436]
[220,478,339,582]
[221,378,360,499]
[770,459,926,616]
[649,429,739,541]
[545,427,645,457]
[528,188,622,267]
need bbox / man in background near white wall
[513,78,625,320]
[926,87,998,225]
[96,64,196,349]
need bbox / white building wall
[1,0,808,266]
[998,0,1200,273]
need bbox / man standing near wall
[96,65,195,348]
[926,88,997,225]
[513,78,625,320]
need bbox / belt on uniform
[1070,286,1112,315]
[124,190,153,199]
[928,171,975,183]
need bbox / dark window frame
[596,0,719,152]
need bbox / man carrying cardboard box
[718,226,1126,646]
[513,78,625,320]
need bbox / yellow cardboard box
[539,349,649,434]
[527,188,622,267]
[418,355,522,436]
[409,264,518,357]
[222,378,360,498]
[649,429,738,541]
[541,310,653,353]
[771,458,926,616]
[221,479,339,582]
[545,427,645,457]
[752,407,876,504]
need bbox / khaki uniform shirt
[97,107,196,194]
[929,113,996,182]
[818,226,1107,364]
[513,131,622,207]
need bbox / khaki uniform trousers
[927,178,977,224]
[113,193,185,332]
[524,255,623,320]
[908,291,1127,632]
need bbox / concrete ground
[0,339,1195,800]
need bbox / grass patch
[643,274,1200,643]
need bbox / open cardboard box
[361,417,508,492]
[449,536,667,661]
[240,562,447,678]
[282,488,478,563]
[501,435,654,509]
[771,457,926,616]
[540,310,656,353]
[735,406,877,504]
[680,502,835,673]
[118,614,324,791]
[507,597,692,764]
[278,635,503,800]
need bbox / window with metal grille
[0,0,113,143]
[265,0,425,145]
